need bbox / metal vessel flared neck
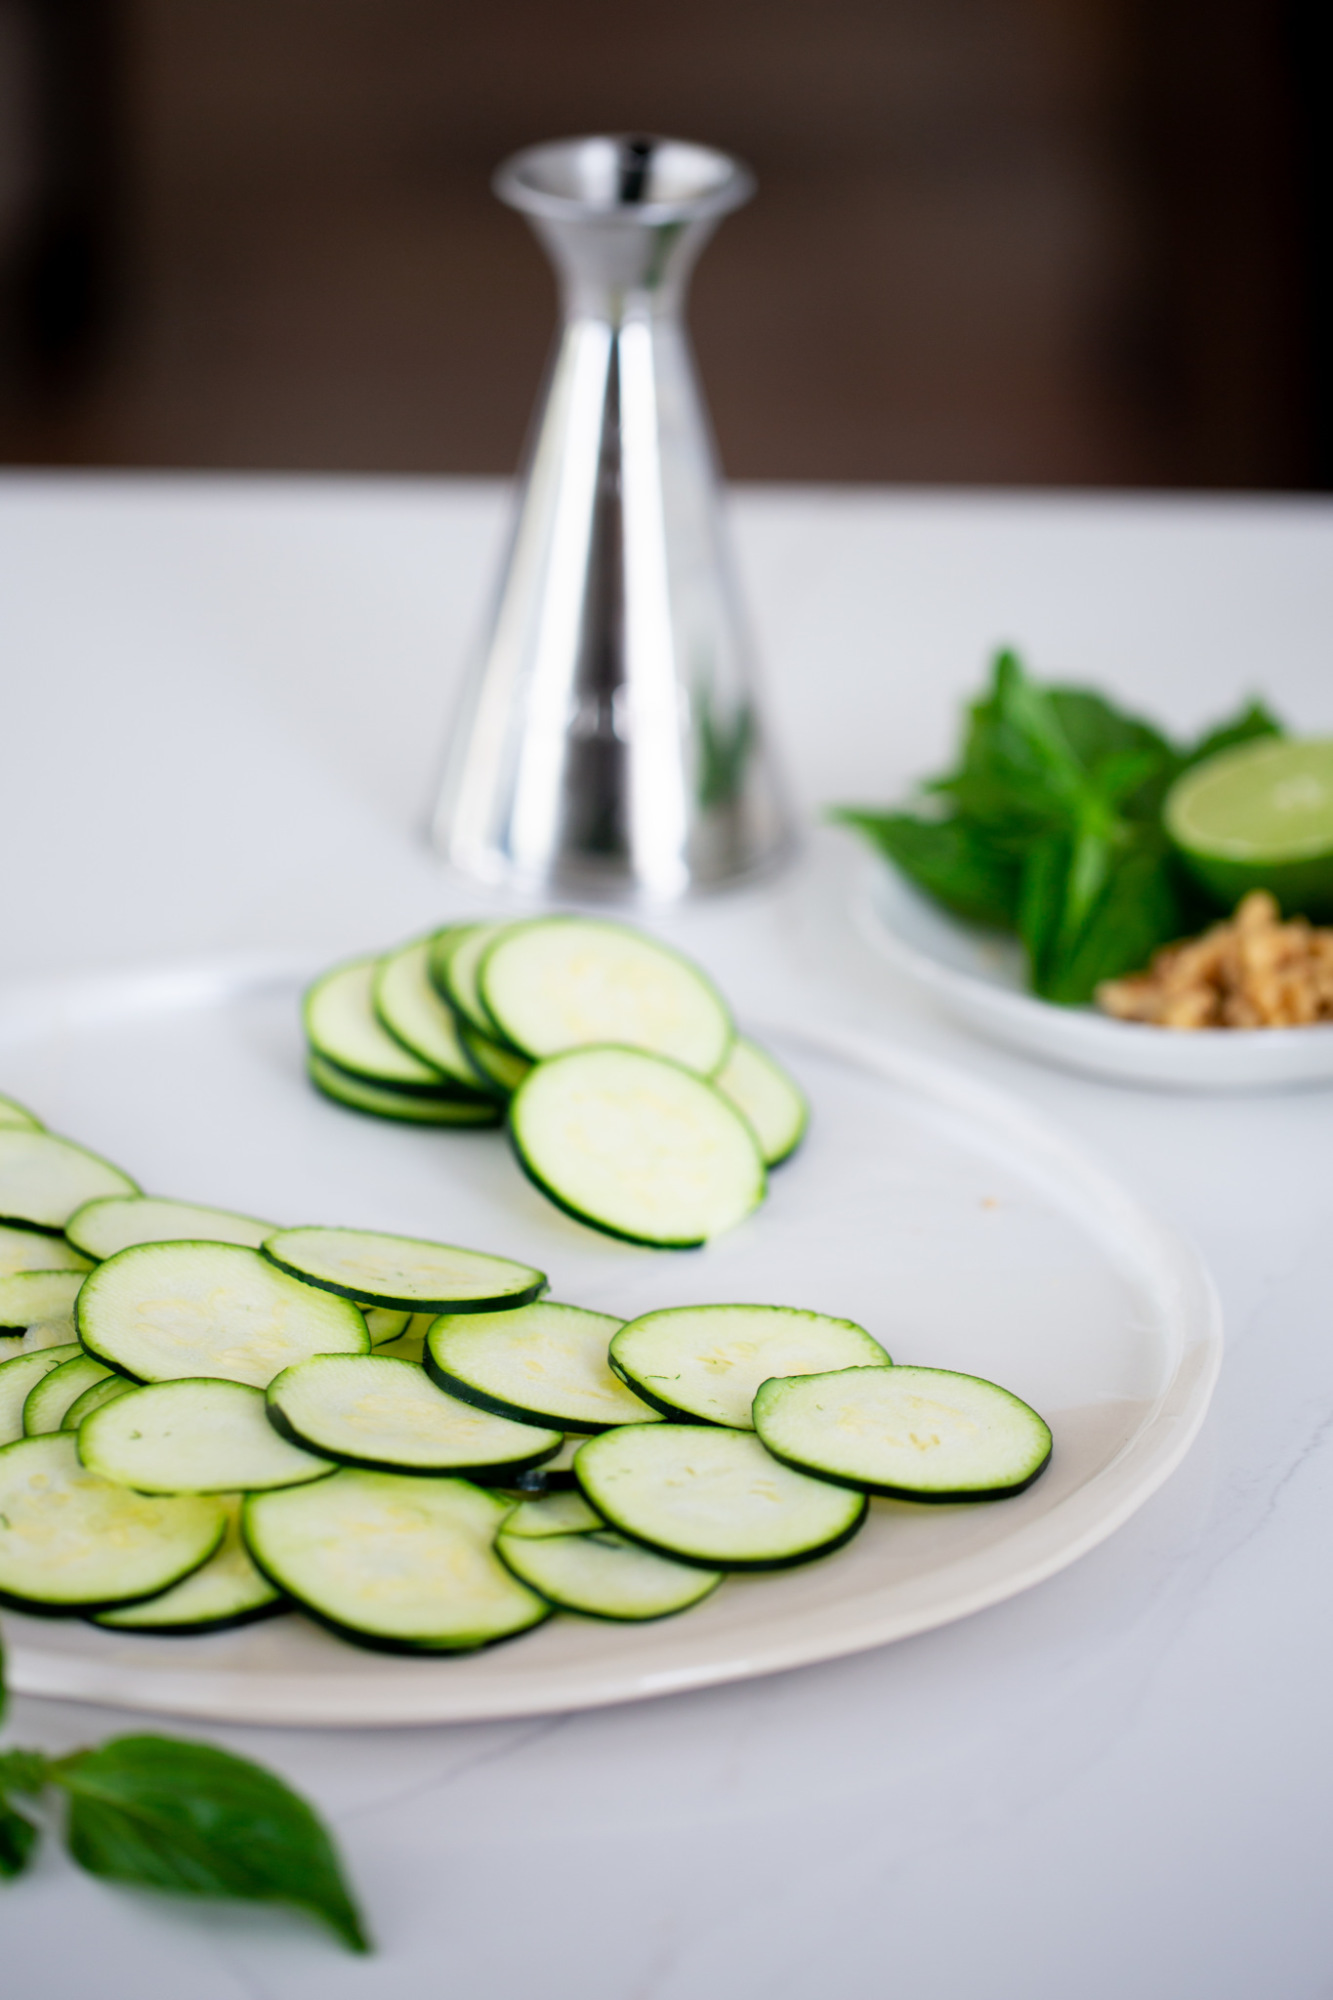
[495,135,754,309]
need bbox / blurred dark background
[0,0,1328,487]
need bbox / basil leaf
[830,809,1021,926]
[0,1799,38,1879]
[51,1735,369,1952]
[1183,697,1283,769]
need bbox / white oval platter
[0,958,1220,1725]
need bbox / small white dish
[858,862,1333,1091]
[0,957,1219,1724]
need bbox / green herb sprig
[0,1631,368,1951]
[832,649,1282,1004]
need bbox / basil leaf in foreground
[0,1798,38,1878]
[0,1742,50,1882]
[50,1735,369,1952]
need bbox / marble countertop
[3,475,1331,2000]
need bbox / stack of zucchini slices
[0,1091,1053,1653]
[303,917,810,1248]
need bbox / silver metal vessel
[428,134,796,901]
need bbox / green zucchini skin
[263,1393,561,1484]
[93,1595,289,1638]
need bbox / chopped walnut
[1096,892,1333,1029]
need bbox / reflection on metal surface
[429,134,796,901]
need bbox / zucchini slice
[0,1433,226,1614]
[512,1433,581,1492]
[67,1195,276,1260]
[263,1225,545,1314]
[61,1373,135,1430]
[508,1048,765,1248]
[23,1354,111,1435]
[77,1241,369,1388]
[360,1306,411,1345]
[752,1365,1054,1501]
[480,916,733,1074]
[497,1514,722,1621]
[0,1092,42,1132]
[501,1492,605,1537]
[266,1354,561,1477]
[574,1423,867,1571]
[0,1269,85,1330]
[243,1470,551,1652]
[0,1129,138,1232]
[79,1378,334,1493]
[458,1021,532,1098]
[0,1222,90,1277]
[430,922,512,1038]
[0,1344,81,1444]
[713,1036,809,1168]
[426,1300,659,1433]
[373,937,492,1093]
[372,1313,432,1363]
[96,1496,283,1634]
[305,959,450,1091]
[609,1304,890,1430]
[307,1053,502,1126]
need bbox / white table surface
[3,474,1332,1999]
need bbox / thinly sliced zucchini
[305,959,450,1090]
[373,937,492,1092]
[752,1365,1054,1501]
[0,1269,85,1329]
[78,1241,369,1388]
[0,1222,90,1276]
[458,1021,532,1098]
[610,1304,890,1429]
[307,1052,502,1125]
[0,1129,138,1231]
[497,1517,723,1621]
[361,1306,411,1345]
[0,1344,80,1444]
[96,1496,283,1633]
[430,922,512,1038]
[373,1313,432,1363]
[480,917,733,1074]
[67,1195,275,1260]
[62,1373,135,1429]
[0,1092,42,1131]
[266,1354,561,1477]
[509,1048,765,1248]
[244,1470,551,1652]
[713,1036,809,1167]
[264,1225,545,1313]
[426,1300,658,1432]
[15,1318,76,1352]
[23,1354,111,1435]
[501,1491,605,1537]
[575,1424,867,1571]
[512,1434,581,1492]
[0,1433,226,1614]
[80,1378,334,1493]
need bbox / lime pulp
[1165,737,1333,918]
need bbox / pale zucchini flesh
[307,1053,501,1126]
[501,1492,605,1537]
[480,917,733,1074]
[96,1496,283,1633]
[458,1021,532,1097]
[23,1354,112,1435]
[0,1269,85,1329]
[243,1469,551,1652]
[305,959,450,1089]
[509,1048,765,1249]
[67,1195,276,1260]
[0,1129,138,1232]
[79,1377,335,1493]
[61,1373,135,1430]
[0,1092,42,1131]
[0,1433,227,1613]
[0,1222,91,1277]
[77,1241,369,1389]
[426,1300,659,1432]
[373,937,492,1092]
[574,1423,867,1570]
[266,1354,561,1476]
[264,1225,545,1313]
[610,1303,890,1429]
[0,1344,81,1445]
[752,1365,1054,1501]
[497,1518,723,1621]
[713,1036,809,1167]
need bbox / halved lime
[1165,736,1333,918]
